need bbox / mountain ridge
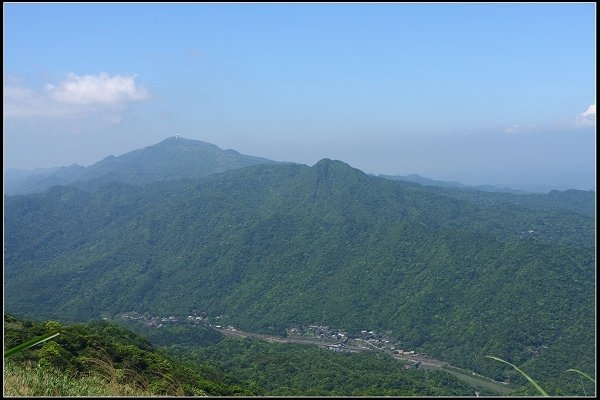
[4,136,280,195]
[5,157,594,393]
[4,138,596,395]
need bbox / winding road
[216,326,514,395]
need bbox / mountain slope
[4,158,595,395]
[3,314,255,396]
[4,137,279,195]
[380,174,595,218]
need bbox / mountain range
[377,173,537,193]
[4,137,595,395]
[4,137,279,195]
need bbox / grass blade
[486,355,549,396]
[565,369,595,383]
[4,331,60,357]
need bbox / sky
[3,3,596,190]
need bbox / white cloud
[581,103,595,117]
[576,103,596,126]
[505,103,596,134]
[4,85,72,118]
[4,72,149,120]
[46,73,148,105]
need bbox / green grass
[440,365,514,395]
[565,368,596,384]
[3,328,196,396]
[486,355,549,396]
[3,360,157,397]
[4,331,60,358]
[487,356,596,397]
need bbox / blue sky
[3,3,596,190]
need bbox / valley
[5,3,595,396]
[218,326,515,395]
[4,138,595,396]
[117,310,515,395]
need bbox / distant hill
[429,186,596,219]
[377,173,593,194]
[5,166,61,181]
[4,137,279,195]
[379,174,595,218]
[5,157,595,395]
[378,173,531,193]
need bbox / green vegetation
[4,315,496,397]
[428,185,596,218]
[487,356,549,396]
[5,331,60,358]
[4,361,157,397]
[3,314,255,396]
[382,174,595,218]
[565,368,596,384]
[124,321,488,396]
[182,338,480,396]
[4,137,278,195]
[486,355,596,397]
[4,146,595,396]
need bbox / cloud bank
[505,103,596,134]
[45,73,148,105]
[4,72,149,120]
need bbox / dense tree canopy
[4,152,595,395]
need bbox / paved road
[217,327,514,395]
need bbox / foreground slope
[4,314,481,396]
[4,137,278,195]
[4,158,595,394]
[3,314,255,396]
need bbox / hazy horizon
[4,3,596,191]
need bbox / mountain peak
[308,158,366,186]
[156,136,217,148]
[5,137,278,195]
[313,158,353,169]
[313,158,361,174]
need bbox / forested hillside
[380,174,595,218]
[4,154,595,395]
[3,314,255,396]
[4,137,278,195]
[4,314,488,396]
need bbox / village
[115,311,517,394]
[116,311,430,369]
[118,311,234,330]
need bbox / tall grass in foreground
[82,348,192,396]
[4,338,199,396]
[486,355,596,397]
[3,360,154,397]
[4,324,203,396]
[4,331,60,358]
[3,353,198,397]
